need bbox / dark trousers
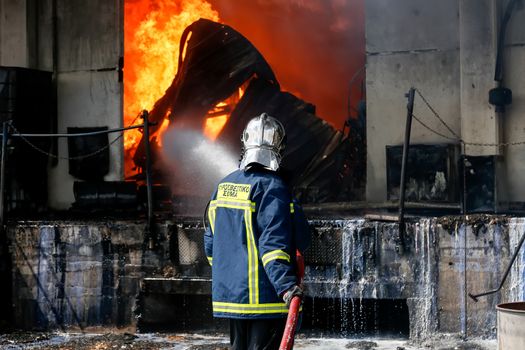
[229,318,287,350]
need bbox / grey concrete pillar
[47,0,124,210]
[0,0,30,67]
[459,0,500,155]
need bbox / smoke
[208,0,365,128]
[160,125,238,199]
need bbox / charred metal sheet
[217,78,353,203]
[133,19,355,203]
[133,18,276,163]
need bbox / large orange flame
[203,86,246,141]
[124,0,366,178]
[124,0,220,176]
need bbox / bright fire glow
[124,0,220,175]
[156,118,170,147]
[203,86,246,140]
[124,1,366,178]
[203,115,229,141]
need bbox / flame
[203,86,247,140]
[124,0,219,175]
[203,115,229,141]
[124,0,366,177]
[156,118,170,147]
[204,1,365,127]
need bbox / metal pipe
[494,0,520,83]
[461,146,468,339]
[8,124,145,138]
[469,227,525,302]
[462,221,468,338]
[50,0,58,166]
[303,201,461,212]
[142,111,154,239]
[0,122,8,229]
[398,88,416,250]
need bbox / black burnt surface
[133,19,360,204]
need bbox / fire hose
[279,251,305,350]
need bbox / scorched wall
[7,217,525,338]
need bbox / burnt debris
[133,19,358,204]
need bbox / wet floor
[0,332,497,350]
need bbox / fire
[203,86,246,140]
[124,0,220,175]
[203,115,229,141]
[156,118,170,147]
[124,0,366,177]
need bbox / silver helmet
[239,113,286,171]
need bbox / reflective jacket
[204,167,310,319]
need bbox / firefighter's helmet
[239,113,285,171]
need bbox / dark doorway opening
[301,297,410,338]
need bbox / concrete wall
[502,6,525,202]
[51,0,123,209]
[9,217,525,338]
[3,0,524,208]
[365,0,525,203]
[0,0,124,210]
[459,0,500,156]
[365,0,461,201]
[9,221,161,329]
[305,217,524,338]
[0,0,30,66]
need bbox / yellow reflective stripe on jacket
[244,208,259,304]
[262,249,291,267]
[212,182,259,304]
[290,202,295,213]
[208,204,216,234]
[210,199,256,212]
[213,301,288,314]
[207,256,213,266]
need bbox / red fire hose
[279,251,305,350]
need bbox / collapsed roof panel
[134,19,355,203]
[142,19,276,131]
[217,78,351,202]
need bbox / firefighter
[204,113,310,349]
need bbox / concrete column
[364,0,461,202]
[459,0,500,155]
[47,0,124,210]
[0,0,29,67]
[502,6,525,203]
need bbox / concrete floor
[0,332,497,350]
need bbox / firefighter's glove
[283,285,303,308]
